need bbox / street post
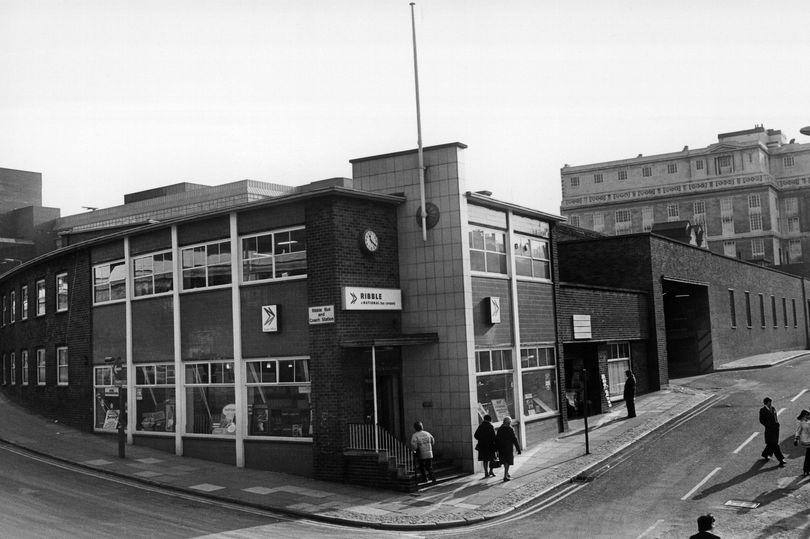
[111,357,125,458]
[582,368,590,455]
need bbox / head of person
[763,397,772,406]
[483,414,492,422]
[413,421,423,432]
[697,514,715,532]
[502,416,512,426]
[798,409,810,421]
[625,369,633,377]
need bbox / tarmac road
[432,359,810,539]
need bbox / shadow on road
[693,459,774,500]
[755,506,810,539]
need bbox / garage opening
[663,278,713,377]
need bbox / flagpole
[410,2,427,242]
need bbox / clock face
[363,229,379,253]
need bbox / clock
[361,229,379,253]
[415,202,441,229]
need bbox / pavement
[0,350,807,531]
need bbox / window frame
[785,156,795,167]
[133,363,176,434]
[475,348,516,423]
[132,250,174,299]
[180,239,233,292]
[184,360,237,437]
[519,345,558,419]
[593,173,603,184]
[744,291,752,328]
[729,289,736,328]
[513,234,551,281]
[245,357,312,439]
[10,352,15,386]
[617,170,627,181]
[642,166,652,177]
[20,285,27,320]
[36,348,46,385]
[759,293,765,328]
[241,226,307,285]
[667,163,677,174]
[56,272,69,312]
[606,342,631,400]
[570,177,579,188]
[468,226,508,276]
[56,347,68,386]
[21,350,28,386]
[93,260,128,305]
[36,280,45,316]
[751,238,765,257]
[771,296,778,328]
[749,213,763,232]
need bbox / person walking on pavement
[623,370,637,418]
[759,397,785,467]
[495,416,521,482]
[688,513,720,539]
[410,421,436,483]
[474,414,498,479]
[794,409,810,477]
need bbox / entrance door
[377,374,403,440]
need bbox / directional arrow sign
[262,305,278,332]
[341,287,402,311]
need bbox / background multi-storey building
[559,125,810,267]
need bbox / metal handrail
[347,423,415,475]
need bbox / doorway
[663,279,712,377]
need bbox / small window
[695,159,704,170]
[729,289,736,328]
[642,166,652,177]
[667,163,677,174]
[569,215,580,227]
[94,261,127,303]
[469,227,507,274]
[36,349,46,385]
[614,210,632,234]
[748,194,761,209]
[641,207,654,232]
[10,352,15,386]
[783,298,788,328]
[785,156,795,167]
[759,294,765,328]
[36,280,46,316]
[751,238,765,257]
[593,213,605,233]
[21,350,28,386]
[133,251,174,297]
[617,170,627,181]
[792,298,798,328]
[10,291,15,323]
[56,273,68,312]
[570,177,580,188]
[789,239,802,262]
[693,201,705,215]
[1,295,6,326]
[20,285,27,320]
[745,292,752,328]
[242,228,307,283]
[57,347,68,385]
[181,240,232,290]
[513,236,550,279]
[771,296,778,328]
[593,173,603,184]
[723,240,736,258]
[750,213,763,232]
[667,203,679,221]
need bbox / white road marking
[777,407,786,416]
[733,432,759,454]
[681,467,721,501]
[791,389,808,402]
[636,518,664,538]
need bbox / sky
[2,1,810,218]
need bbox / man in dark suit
[623,370,637,418]
[759,397,785,467]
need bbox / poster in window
[102,410,120,432]
[491,398,510,421]
[251,404,269,435]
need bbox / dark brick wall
[0,251,93,430]
[180,289,234,360]
[557,285,649,342]
[472,278,512,347]
[132,297,174,363]
[306,196,401,482]
[240,280,309,358]
[517,281,558,343]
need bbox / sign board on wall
[488,297,501,324]
[308,305,335,325]
[573,314,592,339]
[341,287,402,310]
[262,305,278,333]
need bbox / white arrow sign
[262,305,278,332]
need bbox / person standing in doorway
[474,414,497,479]
[410,421,436,483]
[495,416,521,482]
[794,409,810,476]
[759,397,786,467]
[623,370,637,418]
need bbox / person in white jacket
[794,409,810,477]
[410,421,436,483]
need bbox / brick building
[559,125,810,266]
[1,142,808,489]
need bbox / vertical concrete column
[172,225,185,456]
[506,211,526,450]
[124,237,135,444]
[229,212,245,467]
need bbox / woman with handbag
[495,416,521,482]
[474,414,498,479]
[794,409,810,477]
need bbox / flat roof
[349,142,468,164]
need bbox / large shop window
[185,361,236,435]
[133,252,173,297]
[475,349,515,422]
[520,346,558,417]
[469,227,507,274]
[181,241,232,290]
[246,358,312,438]
[513,236,550,280]
[94,261,127,304]
[242,227,307,282]
[135,364,176,432]
[606,342,631,398]
[94,365,127,430]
